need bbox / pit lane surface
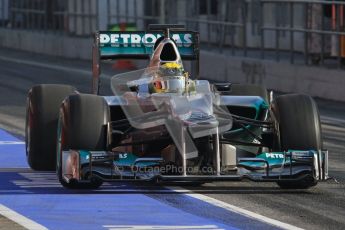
[0,48,344,230]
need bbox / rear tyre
[57,94,110,189]
[272,94,322,189]
[26,84,76,171]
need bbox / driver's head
[149,62,186,94]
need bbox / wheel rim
[57,112,64,173]
[25,102,32,156]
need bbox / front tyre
[272,94,322,189]
[57,94,110,189]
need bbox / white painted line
[0,55,111,79]
[103,225,222,230]
[0,141,25,145]
[166,186,304,230]
[0,204,48,230]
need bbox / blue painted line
[0,129,277,230]
[0,129,22,142]
[0,171,235,229]
[0,129,28,168]
[0,193,235,230]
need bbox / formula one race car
[25,24,328,189]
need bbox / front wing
[60,150,328,184]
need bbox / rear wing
[92,28,200,94]
[96,31,199,60]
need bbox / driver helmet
[149,62,186,94]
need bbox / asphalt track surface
[0,47,344,230]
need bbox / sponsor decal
[85,151,108,160]
[265,153,284,159]
[100,33,193,48]
[291,151,313,160]
[119,153,128,159]
[252,139,261,144]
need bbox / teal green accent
[260,101,269,110]
[239,151,316,168]
[115,153,138,166]
[239,152,287,168]
[225,98,268,154]
[79,150,90,164]
[115,153,158,167]
[101,46,153,55]
[78,151,158,167]
[257,152,285,166]
[227,98,267,135]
